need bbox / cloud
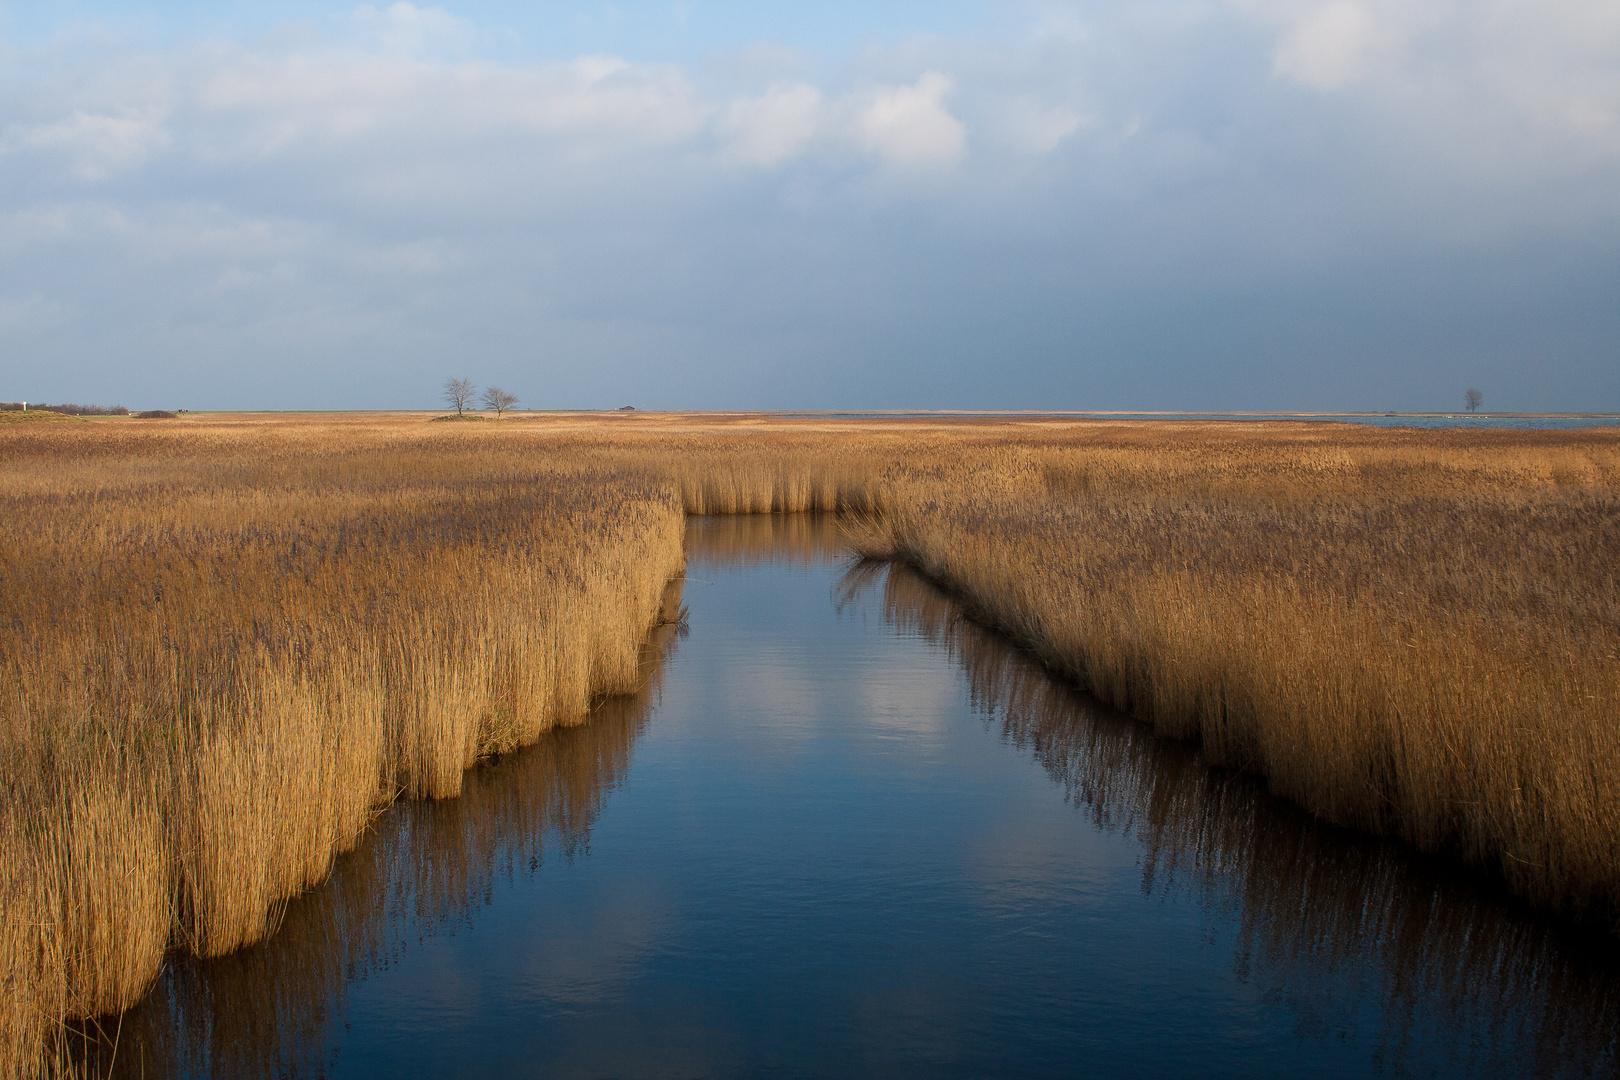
[2,107,170,180]
[1226,0,1411,89]
[852,72,966,167]
[353,2,477,58]
[1270,1,1383,89]
[718,82,824,166]
[0,2,1616,411]
[715,74,972,169]
[995,99,1087,155]
[190,51,708,162]
[1232,0,1620,150]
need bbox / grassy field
[2,411,1617,1076]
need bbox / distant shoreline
[769,410,1620,419]
[74,409,1620,420]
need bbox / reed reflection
[840,559,1620,1079]
[684,513,846,572]
[70,581,686,1080]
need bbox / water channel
[76,515,1620,1078]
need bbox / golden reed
[852,555,1620,1076]
[2,411,1617,1076]
[0,415,684,1075]
[68,594,686,1079]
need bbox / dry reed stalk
[1,417,685,1076]
[67,583,685,1079]
[830,423,1620,922]
[3,412,1618,1077]
[853,559,1620,1075]
[581,415,1619,919]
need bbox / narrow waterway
[77,515,1620,1078]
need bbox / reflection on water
[72,584,686,1079]
[842,558,1620,1077]
[73,516,1620,1078]
[683,512,848,570]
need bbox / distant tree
[482,385,518,417]
[443,377,476,417]
[1465,388,1483,413]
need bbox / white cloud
[2,108,170,180]
[1225,0,1421,90]
[499,56,706,143]
[715,75,977,169]
[1271,1,1383,89]
[1231,0,1620,146]
[0,204,128,248]
[0,6,1613,244]
[997,99,1087,155]
[353,2,477,58]
[718,82,824,166]
[852,72,966,167]
[0,2,1617,410]
[190,51,707,160]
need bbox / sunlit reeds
[0,417,684,1075]
[3,412,1617,1078]
[849,559,1620,1077]
[838,424,1620,926]
[67,584,684,1078]
[591,415,1620,922]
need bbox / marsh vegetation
[2,412,1616,1076]
[0,417,684,1074]
[68,516,1620,1078]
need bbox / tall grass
[593,415,1620,924]
[67,588,684,1078]
[839,425,1620,924]
[3,412,1618,1077]
[850,559,1620,1076]
[1,417,684,1075]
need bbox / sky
[1,1,1617,412]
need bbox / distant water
[76,515,1620,1078]
[777,412,1620,429]
[1093,413,1620,430]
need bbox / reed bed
[841,425,1620,925]
[851,559,1620,1076]
[587,415,1620,924]
[68,590,684,1078]
[3,411,1618,1077]
[0,416,684,1076]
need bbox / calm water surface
[80,517,1620,1078]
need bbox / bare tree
[1465,387,1483,413]
[443,377,476,417]
[482,385,518,417]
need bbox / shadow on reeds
[839,558,1620,1079]
[66,583,686,1079]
